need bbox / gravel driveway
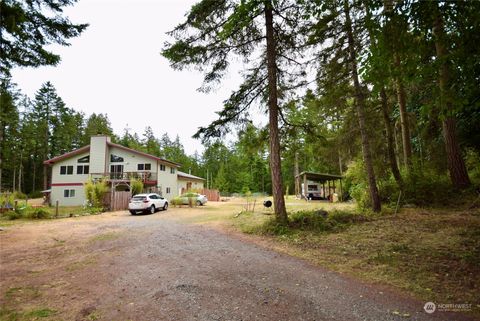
[0,208,476,321]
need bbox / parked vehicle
[179,193,208,206]
[128,193,168,214]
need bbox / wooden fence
[181,188,220,201]
[105,191,131,211]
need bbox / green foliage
[344,159,369,209]
[84,179,108,209]
[465,149,480,185]
[182,192,198,207]
[346,158,465,209]
[4,210,23,220]
[130,178,143,196]
[0,0,88,73]
[253,209,366,236]
[0,193,15,208]
[13,191,27,199]
[82,113,115,145]
[27,191,44,199]
[28,208,50,219]
[289,210,366,232]
[170,197,183,207]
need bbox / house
[177,171,205,194]
[43,135,205,207]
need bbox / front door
[110,165,124,179]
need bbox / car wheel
[196,200,201,206]
[129,210,136,215]
[149,205,155,214]
[163,202,168,210]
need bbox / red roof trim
[43,140,181,168]
[107,142,181,167]
[43,146,90,165]
[51,183,84,187]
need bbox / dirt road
[0,207,475,321]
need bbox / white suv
[128,193,168,215]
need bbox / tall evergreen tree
[162,0,307,222]
[0,77,20,192]
[0,0,88,75]
[83,113,114,145]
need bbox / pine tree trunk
[265,1,288,223]
[294,152,300,197]
[394,53,412,171]
[380,87,403,189]
[344,0,381,212]
[0,142,2,194]
[433,8,470,189]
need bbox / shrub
[29,208,51,219]
[345,158,462,210]
[254,210,366,236]
[465,148,480,185]
[289,209,366,232]
[254,217,291,235]
[130,178,144,196]
[170,197,183,207]
[182,192,197,207]
[84,178,109,208]
[0,193,15,209]
[13,191,27,200]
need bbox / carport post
[339,179,343,202]
[303,173,307,200]
[328,180,331,202]
[55,200,59,218]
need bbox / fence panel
[180,188,220,201]
[109,191,131,211]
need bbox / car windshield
[132,196,146,201]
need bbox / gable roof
[107,142,180,167]
[43,141,181,167]
[177,171,205,181]
[43,145,90,165]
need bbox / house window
[64,189,75,198]
[60,165,73,175]
[137,163,151,171]
[166,187,171,194]
[77,165,89,175]
[110,165,124,179]
[78,156,90,163]
[160,164,166,171]
[110,154,124,162]
[170,167,176,174]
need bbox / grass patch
[89,232,121,243]
[25,308,56,318]
[5,287,40,301]
[65,256,97,272]
[238,209,367,236]
[0,205,103,224]
[0,307,57,321]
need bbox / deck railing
[90,171,157,183]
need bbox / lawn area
[174,196,480,316]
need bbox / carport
[295,171,343,201]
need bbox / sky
[11,0,255,155]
